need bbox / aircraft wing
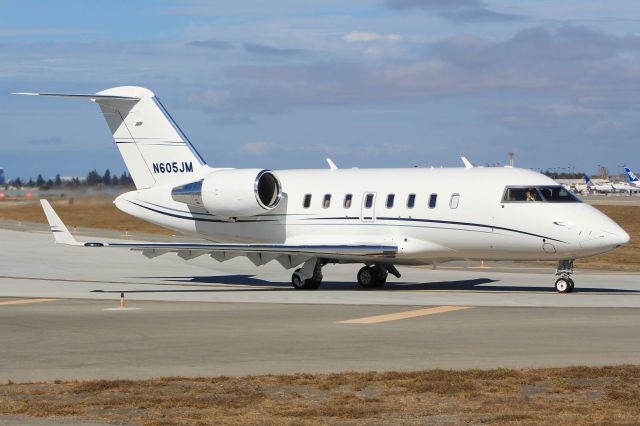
[40,200,397,267]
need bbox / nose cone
[578,208,630,256]
[602,220,630,247]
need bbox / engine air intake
[255,170,281,209]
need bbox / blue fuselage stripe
[127,200,565,243]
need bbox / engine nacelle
[171,169,282,218]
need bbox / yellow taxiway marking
[339,305,472,324]
[0,298,60,306]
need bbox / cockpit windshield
[502,186,580,203]
[537,186,581,202]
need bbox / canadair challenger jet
[17,86,629,293]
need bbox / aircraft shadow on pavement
[124,275,640,294]
[387,279,640,293]
[146,275,499,291]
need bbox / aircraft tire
[555,278,572,293]
[291,270,322,290]
[357,266,387,288]
[567,278,575,292]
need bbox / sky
[2,0,640,180]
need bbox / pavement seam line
[338,305,472,324]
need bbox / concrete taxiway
[0,227,639,382]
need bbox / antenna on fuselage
[326,158,338,170]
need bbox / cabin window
[323,194,332,209]
[407,193,416,209]
[344,194,353,209]
[386,194,395,208]
[428,193,438,209]
[303,194,312,208]
[450,193,460,209]
[365,193,374,209]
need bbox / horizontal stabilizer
[13,92,139,101]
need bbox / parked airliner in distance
[584,175,616,193]
[18,86,630,293]
[586,174,638,194]
[625,167,640,187]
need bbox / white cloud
[241,141,271,155]
[343,31,403,43]
[344,31,381,43]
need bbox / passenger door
[361,192,376,222]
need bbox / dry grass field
[0,197,638,269]
[0,197,172,235]
[1,366,639,425]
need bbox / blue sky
[2,0,640,179]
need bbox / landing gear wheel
[357,266,387,288]
[555,259,575,293]
[567,278,575,292]
[374,270,388,288]
[357,266,376,288]
[555,278,572,293]
[291,269,322,290]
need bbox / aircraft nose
[602,220,630,247]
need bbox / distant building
[0,167,5,185]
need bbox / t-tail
[624,167,639,183]
[14,86,207,189]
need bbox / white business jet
[18,87,629,293]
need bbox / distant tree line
[541,171,586,179]
[4,169,134,189]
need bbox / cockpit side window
[502,187,542,202]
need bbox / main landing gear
[356,264,401,288]
[291,259,323,290]
[555,259,575,293]
[290,259,401,290]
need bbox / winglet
[461,156,473,169]
[326,158,338,170]
[40,200,81,245]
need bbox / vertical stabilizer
[624,167,639,183]
[95,86,206,189]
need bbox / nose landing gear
[555,259,575,293]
